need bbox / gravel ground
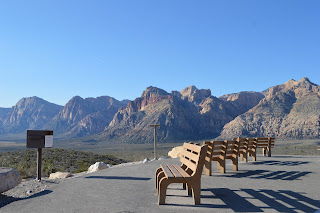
[0,172,87,208]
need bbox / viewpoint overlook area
[1,1,320,212]
[1,155,320,212]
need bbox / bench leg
[267,147,271,157]
[183,183,186,190]
[243,152,248,163]
[157,171,165,193]
[155,167,162,188]
[187,183,192,196]
[158,178,170,205]
[252,150,257,161]
[263,148,266,156]
[232,157,238,171]
[218,160,225,174]
[191,181,201,205]
[204,158,212,176]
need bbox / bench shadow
[0,190,52,208]
[167,188,320,212]
[85,176,151,181]
[218,170,311,180]
[270,155,308,159]
[251,160,309,166]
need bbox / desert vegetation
[0,148,126,179]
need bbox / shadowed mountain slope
[0,97,62,134]
[0,107,11,118]
[44,96,128,138]
[219,91,265,115]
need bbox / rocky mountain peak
[283,77,313,88]
[180,85,211,104]
[180,85,198,96]
[265,77,320,100]
[141,86,169,98]
[124,87,173,113]
[0,97,62,133]
[68,96,84,104]
[16,96,45,107]
[298,77,311,83]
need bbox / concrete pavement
[1,155,320,213]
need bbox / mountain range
[0,77,319,143]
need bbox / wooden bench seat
[203,140,239,175]
[155,142,208,205]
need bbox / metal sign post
[150,124,160,160]
[37,148,42,181]
[27,130,53,181]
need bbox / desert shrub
[0,148,126,178]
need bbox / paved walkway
[1,155,320,213]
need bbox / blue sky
[0,0,319,107]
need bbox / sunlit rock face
[220,78,320,139]
[99,85,241,143]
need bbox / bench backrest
[255,137,275,148]
[180,142,208,178]
[204,140,227,159]
[234,137,248,153]
[225,140,239,157]
[247,138,256,150]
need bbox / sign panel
[27,130,53,148]
[45,135,53,148]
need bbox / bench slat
[183,143,202,153]
[172,164,191,178]
[212,141,225,145]
[160,164,174,178]
[180,156,197,172]
[181,149,199,162]
[166,164,183,178]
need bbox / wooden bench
[203,140,227,175]
[247,138,257,161]
[234,137,248,162]
[224,140,240,172]
[155,142,208,205]
[234,137,258,162]
[255,137,275,157]
[203,140,239,175]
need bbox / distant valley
[1,77,319,144]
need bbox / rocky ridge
[0,97,62,134]
[220,77,320,139]
[0,96,128,138]
[98,85,240,143]
[1,78,319,142]
[219,91,265,115]
[44,96,128,138]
